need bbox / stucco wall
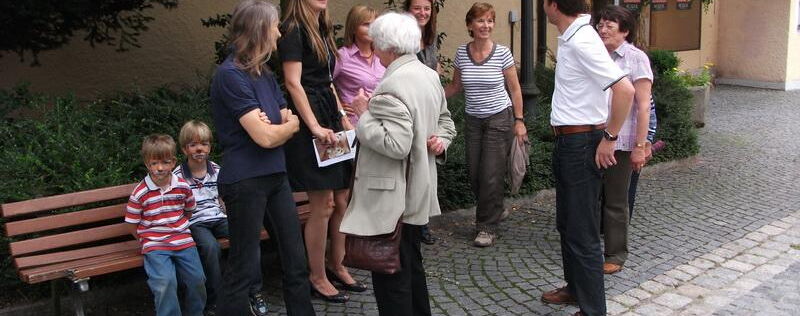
[0,0,238,99]
[787,0,800,84]
[717,0,790,83]
[0,0,524,98]
[675,1,719,70]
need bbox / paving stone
[675,284,710,298]
[676,264,705,277]
[625,288,652,301]
[606,300,628,315]
[612,294,640,307]
[664,269,693,282]
[640,280,670,294]
[721,260,755,273]
[746,246,780,259]
[633,303,673,315]
[653,292,693,309]
[758,225,785,236]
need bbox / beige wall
[717,0,791,83]
[675,1,719,70]
[0,0,525,98]
[0,0,238,99]
[786,0,800,85]
[437,1,523,68]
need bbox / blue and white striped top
[454,43,515,118]
[173,161,226,226]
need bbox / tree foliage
[0,0,179,65]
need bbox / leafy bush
[0,84,217,291]
[651,70,700,163]
[649,49,680,76]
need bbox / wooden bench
[1,183,310,316]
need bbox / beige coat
[339,54,456,236]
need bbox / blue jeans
[553,130,606,316]
[190,219,229,309]
[216,173,314,316]
[143,247,206,316]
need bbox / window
[649,0,702,51]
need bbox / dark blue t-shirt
[210,57,288,184]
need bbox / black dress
[278,22,351,192]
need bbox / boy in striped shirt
[126,134,206,316]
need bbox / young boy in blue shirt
[125,134,206,316]
[173,120,268,316]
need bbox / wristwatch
[603,130,618,141]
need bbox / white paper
[313,129,357,167]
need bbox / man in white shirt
[538,1,635,315]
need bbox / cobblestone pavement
[75,86,800,316]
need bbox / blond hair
[178,120,213,148]
[343,5,378,47]
[229,0,281,77]
[282,0,338,64]
[141,134,176,161]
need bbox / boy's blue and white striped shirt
[173,161,226,226]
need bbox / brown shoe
[603,262,623,274]
[540,286,577,305]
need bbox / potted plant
[677,63,714,128]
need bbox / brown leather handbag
[341,141,407,275]
[342,220,403,274]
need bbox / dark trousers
[189,219,229,309]
[465,108,513,233]
[553,130,606,316]
[372,224,431,316]
[216,174,314,316]
[602,151,632,265]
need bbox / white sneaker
[473,231,495,247]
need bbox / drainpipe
[536,0,547,65]
[520,0,541,117]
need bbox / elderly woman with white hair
[341,11,456,316]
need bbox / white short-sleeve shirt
[550,14,625,126]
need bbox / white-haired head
[369,12,421,56]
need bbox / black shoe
[421,226,436,245]
[249,293,268,316]
[326,268,368,292]
[311,284,349,303]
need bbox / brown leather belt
[551,123,607,136]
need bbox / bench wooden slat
[14,240,140,269]
[66,256,145,283]
[20,250,141,284]
[1,184,135,217]
[9,223,130,256]
[4,203,126,237]
[67,230,270,282]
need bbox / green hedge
[0,60,697,292]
